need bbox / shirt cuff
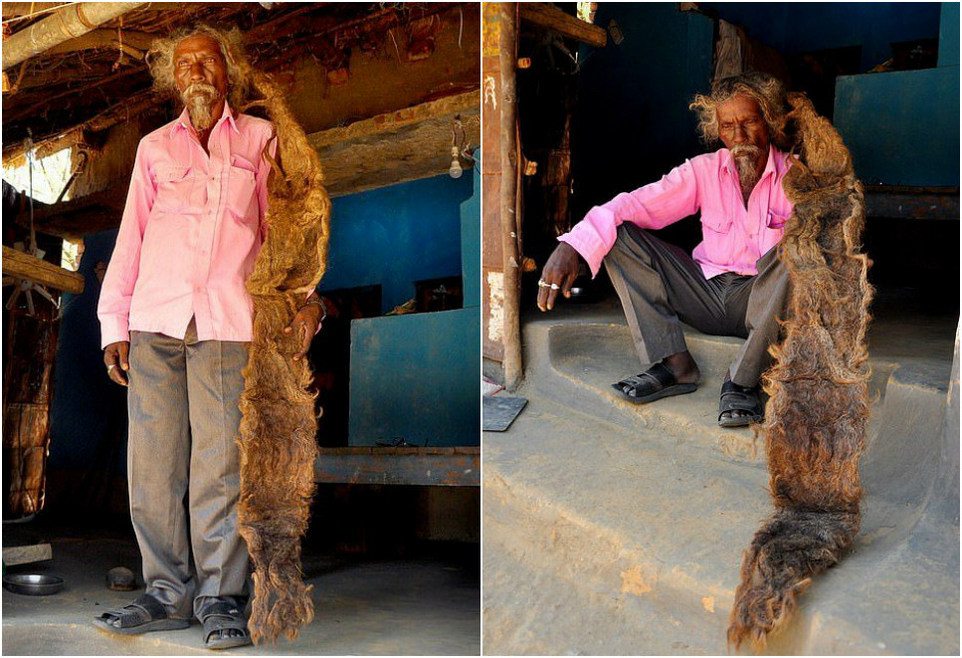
[100,317,130,349]
[557,229,607,279]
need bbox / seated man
[537,71,792,427]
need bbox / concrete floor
[2,527,479,655]
[483,290,959,655]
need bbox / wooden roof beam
[308,90,481,197]
[3,2,145,71]
[2,246,85,294]
[519,3,607,48]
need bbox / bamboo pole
[498,3,523,391]
[2,2,145,71]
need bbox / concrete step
[483,306,959,655]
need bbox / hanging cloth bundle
[236,65,332,645]
[727,93,873,650]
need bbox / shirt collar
[168,101,239,138]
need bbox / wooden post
[498,3,523,391]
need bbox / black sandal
[718,380,764,427]
[611,362,698,404]
[93,593,190,635]
[201,601,252,650]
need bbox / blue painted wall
[320,174,472,313]
[461,161,481,309]
[349,164,480,447]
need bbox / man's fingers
[118,342,130,371]
[562,271,577,298]
[545,285,560,311]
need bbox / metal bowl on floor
[3,574,64,596]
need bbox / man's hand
[285,294,324,361]
[537,242,581,312]
[104,341,131,387]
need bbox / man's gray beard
[732,145,762,199]
[182,83,221,132]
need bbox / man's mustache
[182,82,221,102]
[731,144,762,159]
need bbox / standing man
[94,25,324,649]
[537,72,793,427]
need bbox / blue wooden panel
[835,67,960,186]
[461,160,481,309]
[349,308,480,447]
[939,2,959,67]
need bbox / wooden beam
[2,246,85,294]
[310,91,479,148]
[498,3,523,391]
[3,2,146,71]
[309,90,481,197]
[519,3,607,48]
[314,446,480,486]
[44,28,154,57]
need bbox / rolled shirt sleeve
[559,159,700,278]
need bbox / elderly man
[94,26,323,649]
[538,72,792,427]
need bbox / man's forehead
[174,34,225,59]
[717,94,762,115]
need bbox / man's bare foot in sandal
[612,350,700,403]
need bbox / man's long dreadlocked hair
[727,92,873,650]
[233,59,331,644]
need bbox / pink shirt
[559,147,794,279]
[98,104,275,347]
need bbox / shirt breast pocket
[702,213,733,234]
[767,210,791,229]
[154,165,195,212]
[227,156,258,221]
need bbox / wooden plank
[519,3,607,48]
[309,91,479,149]
[863,185,959,220]
[2,544,52,566]
[2,246,84,293]
[309,91,481,197]
[314,447,479,486]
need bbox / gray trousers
[127,318,249,620]
[603,225,788,388]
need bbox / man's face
[716,94,770,162]
[173,34,228,131]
